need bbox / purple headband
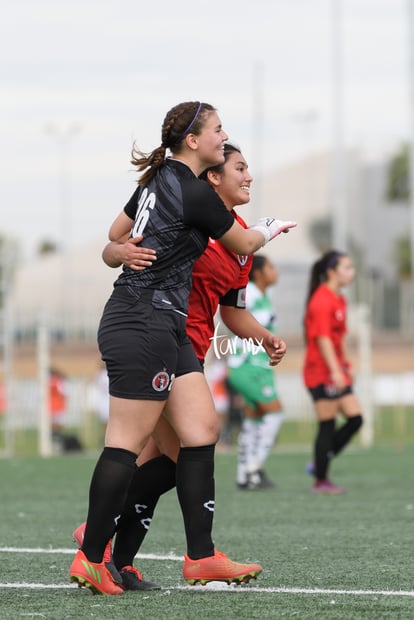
[174,102,203,145]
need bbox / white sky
[1,0,412,260]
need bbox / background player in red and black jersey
[303,250,363,494]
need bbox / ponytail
[131,144,167,186]
[305,250,346,306]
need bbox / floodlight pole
[251,61,265,219]
[406,0,414,289]
[331,0,347,252]
[38,321,52,457]
[0,241,14,456]
[45,123,80,335]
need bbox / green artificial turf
[0,447,413,619]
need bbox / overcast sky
[1,0,412,260]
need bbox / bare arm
[108,210,134,241]
[218,220,266,254]
[340,339,353,378]
[316,335,347,389]
[220,305,287,367]
[102,210,157,270]
[341,339,351,364]
[218,218,297,255]
[103,210,295,269]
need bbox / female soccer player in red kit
[303,250,363,494]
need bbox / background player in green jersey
[227,255,285,490]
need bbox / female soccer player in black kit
[69,102,293,594]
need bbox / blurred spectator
[49,367,67,435]
[0,381,6,415]
[49,367,83,453]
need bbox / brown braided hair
[131,101,216,186]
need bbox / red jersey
[186,210,253,360]
[49,374,67,417]
[303,284,350,388]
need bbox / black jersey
[114,159,234,315]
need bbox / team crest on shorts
[237,254,248,266]
[152,370,171,392]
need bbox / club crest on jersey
[237,254,249,266]
[152,370,171,392]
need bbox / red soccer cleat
[312,479,346,495]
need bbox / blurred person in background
[303,250,363,494]
[49,367,67,437]
[227,255,285,490]
[49,367,83,453]
[0,381,6,416]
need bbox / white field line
[0,547,182,561]
[0,583,413,597]
[0,548,413,598]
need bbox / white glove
[250,218,297,245]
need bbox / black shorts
[98,287,202,400]
[308,384,353,402]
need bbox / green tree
[386,143,409,202]
[394,235,411,278]
[0,235,18,310]
[37,240,58,255]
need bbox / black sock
[112,455,176,569]
[82,447,137,563]
[332,415,363,455]
[314,420,335,481]
[176,444,215,560]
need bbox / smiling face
[191,111,229,170]
[208,150,253,210]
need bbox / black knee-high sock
[82,447,137,563]
[314,420,335,481]
[332,415,363,455]
[112,455,176,569]
[176,444,215,560]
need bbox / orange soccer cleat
[183,549,263,586]
[69,549,124,595]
